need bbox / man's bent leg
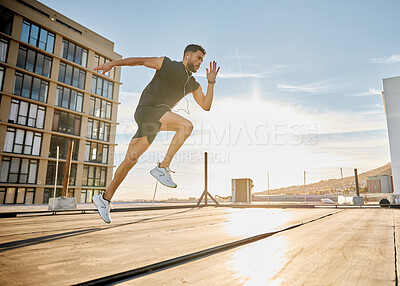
[158,111,193,168]
[103,136,150,201]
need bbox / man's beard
[187,61,197,73]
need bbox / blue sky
[40,0,400,200]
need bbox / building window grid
[46,162,77,186]
[0,66,4,91]
[82,165,107,187]
[59,61,86,90]
[84,141,108,164]
[81,189,104,203]
[13,71,49,103]
[87,118,110,142]
[9,98,45,129]
[0,5,13,35]
[0,156,38,184]
[17,46,52,78]
[55,86,83,112]
[20,20,55,54]
[0,7,119,205]
[89,96,112,120]
[91,75,113,100]
[52,109,81,136]
[49,135,79,161]
[61,39,88,67]
[0,187,36,204]
[4,127,42,156]
[0,38,8,63]
[94,54,114,79]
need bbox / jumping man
[92,44,220,223]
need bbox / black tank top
[138,57,200,109]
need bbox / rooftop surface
[0,206,398,285]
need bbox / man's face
[187,50,205,73]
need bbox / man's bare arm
[93,57,164,75]
[193,61,220,111]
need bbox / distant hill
[255,163,392,195]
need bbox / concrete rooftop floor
[0,206,399,285]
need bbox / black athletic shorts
[133,104,171,145]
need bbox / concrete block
[352,196,364,205]
[48,197,77,210]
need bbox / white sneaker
[150,164,177,188]
[93,194,111,224]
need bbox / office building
[0,0,122,204]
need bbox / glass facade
[20,20,55,53]
[0,66,4,91]
[4,127,42,156]
[0,187,36,204]
[46,162,77,186]
[59,62,86,89]
[61,39,88,67]
[9,98,45,128]
[17,46,52,77]
[0,156,38,184]
[86,118,110,142]
[82,165,107,187]
[91,75,113,99]
[0,5,13,35]
[94,54,114,79]
[84,141,108,164]
[89,96,112,120]
[0,4,119,204]
[13,71,49,102]
[52,109,81,136]
[55,86,83,112]
[80,189,103,203]
[49,135,79,160]
[0,37,8,63]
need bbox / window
[46,162,77,186]
[80,189,104,203]
[89,96,112,120]
[20,20,54,53]
[0,66,4,91]
[94,54,114,79]
[4,127,42,156]
[0,156,38,184]
[61,39,87,67]
[84,141,108,164]
[13,72,48,102]
[0,38,8,62]
[86,119,110,142]
[82,165,107,187]
[0,187,36,204]
[9,98,45,128]
[52,109,81,136]
[55,86,83,112]
[91,75,113,99]
[49,135,79,160]
[59,62,86,89]
[17,46,52,77]
[0,5,13,35]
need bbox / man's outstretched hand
[93,62,114,76]
[206,61,220,83]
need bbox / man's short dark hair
[184,44,206,57]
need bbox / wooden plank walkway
[0,207,397,285]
